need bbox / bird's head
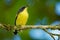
[18,5,29,13]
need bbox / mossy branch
[0,23,60,40]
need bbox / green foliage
[0,0,58,25]
[0,0,27,25]
[0,0,60,40]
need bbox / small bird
[14,6,29,35]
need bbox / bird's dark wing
[15,6,26,25]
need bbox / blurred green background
[0,0,60,40]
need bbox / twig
[0,23,60,40]
[43,28,55,40]
[0,24,60,30]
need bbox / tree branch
[0,23,60,40]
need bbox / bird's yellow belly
[16,12,28,25]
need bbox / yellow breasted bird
[14,6,29,35]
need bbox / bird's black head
[18,5,29,13]
[18,6,26,13]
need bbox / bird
[14,5,29,35]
